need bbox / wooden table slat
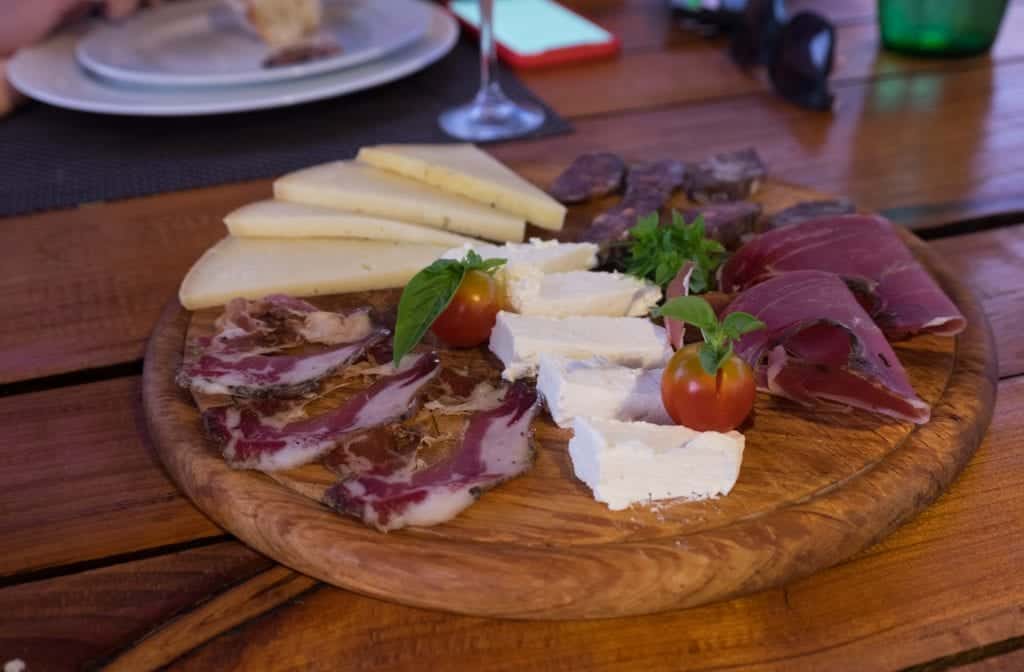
[2,374,1020,672]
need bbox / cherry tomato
[661,343,756,432]
[430,269,501,347]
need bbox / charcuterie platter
[143,144,996,619]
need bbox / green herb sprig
[624,211,726,293]
[655,296,765,374]
[391,250,506,366]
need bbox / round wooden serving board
[143,180,997,620]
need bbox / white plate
[76,0,432,87]
[8,3,457,117]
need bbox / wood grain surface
[141,181,996,619]
[3,0,1024,667]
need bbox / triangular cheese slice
[179,237,448,310]
[274,161,525,243]
[224,200,473,246]
[357,143,567,231]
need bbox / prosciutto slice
[178,334,382,398]
[719,215,965,338]
[325,383,540,531]
[664,262,694,350]
[211,295,376,355]
[203,352,441,470]
[724,270,930,424]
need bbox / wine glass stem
[476,0,505,105]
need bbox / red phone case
[446,2,621,70]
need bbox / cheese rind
[357,143,567,230]
[179,237,448,310]
[274,161,526,242]
[537,356,671,428]
[441,239,598,275]
[224,200,473,246]
[489,312,671,381]
[506,269,662,317]
[569,417,745,511]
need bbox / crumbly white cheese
[537,356,671,428]
[489,312,671,381]
[569,417,745,510]
[357,143,567,230]
[505,268,662,317]
[441,238,598,281]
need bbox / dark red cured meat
[203,352,441,471]
[664,262,694,350]
[549,152,626,204]
[724,270,930,424]
[325,383,540,531]
[322,425,422,478]
[581,160,686,242]
[763,199,855,230]
[683,201,763,249]
[719,214,966,338]
[177,332,383,398]
[686,148,766,203]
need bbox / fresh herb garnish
[624,210,726,293]
[655,296,765,375]
[392,250,506,365]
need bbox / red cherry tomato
[661,343,756,432]
[430,269,501,347]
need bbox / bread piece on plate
[227,0,323,48]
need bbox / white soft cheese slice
[274,161,526,242]
[569,417,745,510]
[505,268,662,317]
[489,312,671,381]
[537,356,671,428]
[357,143,567,230]
[441,238,598,277]
[224,200,473,246]
[179,237,448,310]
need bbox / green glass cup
[879,0,1010,56]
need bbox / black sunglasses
[676,0,836,111]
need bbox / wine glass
[439,0,545,141]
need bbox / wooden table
[2,1,1023,669]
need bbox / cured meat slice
[686,148,766,203]
[664,262,694,350]
[764,199,855,230]
[581,160,687,242]
[683,201,763,249]
[211,295,376,355]
[549,152,626,204]
[178,333,383,398]
[724,270,930,423]
[719,214,966,338]
[204,352,441,470]
[325,383,540,531]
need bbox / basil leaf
[722,312,766,339]
[392,260,466,366]
[698,344,720,376]
[656,295,718,330]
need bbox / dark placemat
[0,38,570,217]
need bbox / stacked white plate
[8,0,458,116]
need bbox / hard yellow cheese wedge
[224,200,473,246]
[357,143,567,231]
[179,237,448,310]
[274,161,525,243]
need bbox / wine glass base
[439,99,545,142]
